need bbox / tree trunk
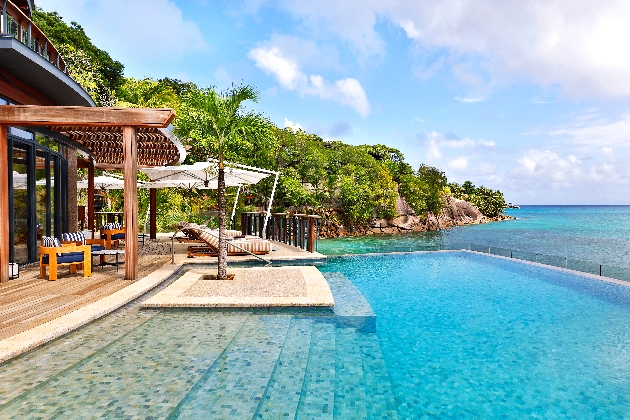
[217,159,228,280]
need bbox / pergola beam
[0,106,175,128]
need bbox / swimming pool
[1,252,629,418]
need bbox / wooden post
[0,125,9,283]
[307,216,316,253]
[149,188,157,240]
[87,159,94,231]
[123,127,138,280]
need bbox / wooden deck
[0,234,324,344]
[0,241,171,342]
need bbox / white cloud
[549,113,630,148]
[284,118,303,131]
[478,139,495,147]
[272,0,630,98]
[448,157,468,171]
[37,0,208,72]
[455,96,485,103]
[248,46,371,117]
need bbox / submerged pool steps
[0,270,397,419]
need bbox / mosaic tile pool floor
[3,252,630,418]
[0,267,390,419]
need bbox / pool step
[0,311,249,418]
[173,315,292,419]
[359,332,399,419]
[296,320,336,419]
[254,317,313,418]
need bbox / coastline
[319,196,513,238]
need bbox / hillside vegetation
[34,9,507,232]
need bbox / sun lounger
[187,228,271,258]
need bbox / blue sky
[38,0,630,204]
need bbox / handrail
[0,0,67,72]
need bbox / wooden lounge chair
[187,228,271,258]
[100,223,125,249]
[39,236,92,281]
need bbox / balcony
[0,0,66,72]
[0,0,93,106]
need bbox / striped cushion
[62,232,86,244]
[197,228,270,254]
[42,236,61,247]
[228,239,271,254]
[102,223,122,230]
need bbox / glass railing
[1,1,66,72]
[447,243,630,282]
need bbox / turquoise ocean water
[318,205,630,268]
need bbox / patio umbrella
[77,174,145,190]
[140,159,279,234]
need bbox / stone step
[296,320,336,419]
[173,314,292,419]
[254,317,314,419]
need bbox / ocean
[317,205,630,269]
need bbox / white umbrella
[138,179,241,189]
[77,174,145,190]
[141,160,271,186]
[141,159,280,236]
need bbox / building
[0,0,182,276]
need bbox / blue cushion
[91,245,105,252]
[42,252,84,264]
[112,233,125,240]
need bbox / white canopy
[140,159,280,237]
[77,174,145,190]
[141,160,271,187]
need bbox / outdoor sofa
[39,236,92,281]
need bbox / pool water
[1,253,630,418]
[321,252,630,418]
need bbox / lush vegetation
[35,9,508,232]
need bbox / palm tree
[175,84,273,279]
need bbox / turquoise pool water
[318,205,630,268]
[321,252,630,418]
[2,253,630,418]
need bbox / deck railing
[241,212,320,253]
[0,0,67,73]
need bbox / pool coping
[141,266,335,308]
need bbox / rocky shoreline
[318,195,512,238]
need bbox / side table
[92,250,125,271]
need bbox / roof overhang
[0,35,95,107]
[0,105,185,167]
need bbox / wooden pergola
[0,105,176,282]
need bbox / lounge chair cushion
[91,245,106,252]
[61,232,86,244]
[102,223,122,230]
[42,236,61,247]
[42,252,84,264]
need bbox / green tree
[117,78,178,108]
[175,84,274,279]
[32,9,124,99]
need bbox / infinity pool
[1,252,629,418]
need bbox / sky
[37,0,630,205]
